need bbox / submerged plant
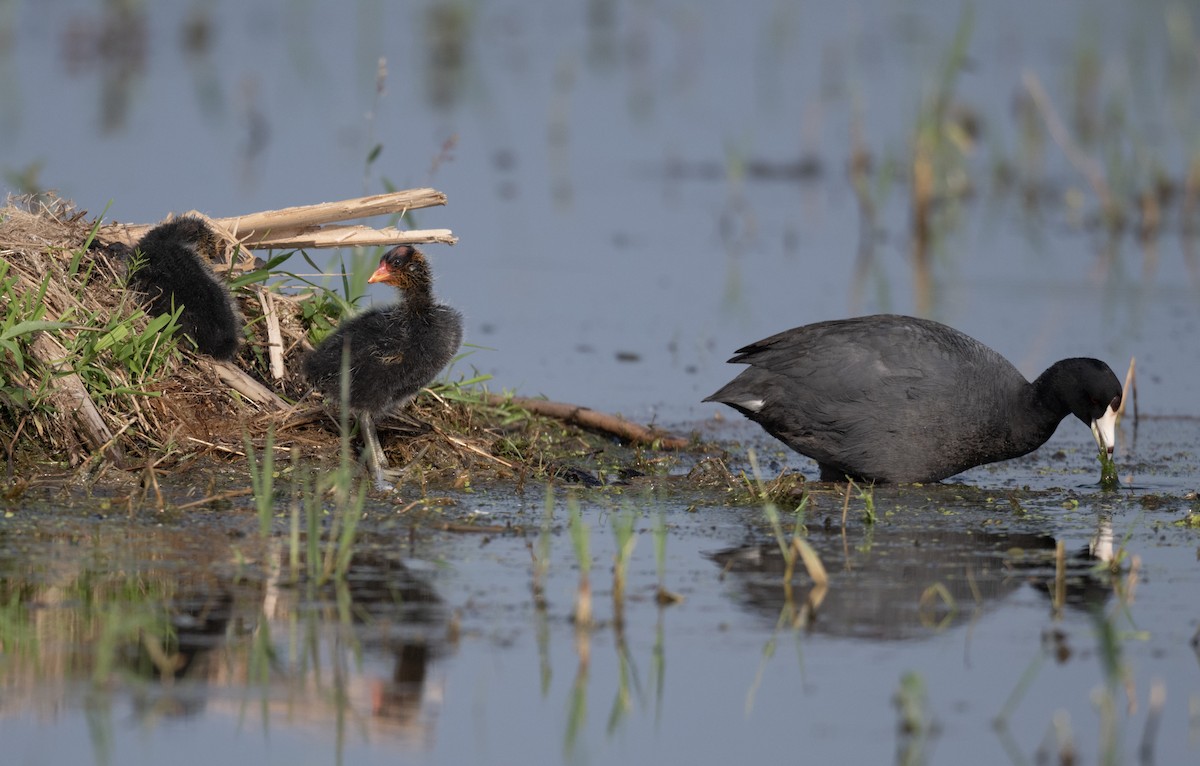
[610,506,637,626]
[530,483,555,608]
[568,494,592,631]
[653,509,682,605]
[1098,447,1119,490]
[894,671,937,762]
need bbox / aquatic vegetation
[568,494,593,631]
[244,423,275,536]
[610,506,637,626]
[652,509,682,605]
[530,483,555,609]
[842,478,877,526]
[894,671,937,761]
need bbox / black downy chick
[303,245,463,489]
[127,216,242,360]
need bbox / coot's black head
[368,245,431,290]
[1053,357,1122,455]
[1060,358,1122,421]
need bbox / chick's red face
[367,245,421,286]
[366,260,394,285]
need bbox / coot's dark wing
[707,315,1028,482]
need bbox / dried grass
[0,194,300,469]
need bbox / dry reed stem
[1053,539,1066,612]
[791,536,829,587]
[28,333,125,468]
[1118,357,1137,421]
[207,360,289,410]
[223,188,447,231]
[573,576,593,631]
[97,188,456,250]
[255,288,285,380]
[248,225,457,249]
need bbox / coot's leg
[359,411,393,491]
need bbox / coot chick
[704,314,1122,484]
[302,245,463,489]
[128,217,242,360]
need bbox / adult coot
[704,314,1121,483]
[128,217,242,360]
[302,245,463,490]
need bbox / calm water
[2,1,1200,764]
[2,419,1198,766]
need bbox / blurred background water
[3,0,1197,423]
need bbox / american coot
[302,245,463,490]
[127,216,242,360]
[704,314,1122,483]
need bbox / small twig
[436,521,519,534]
[173,487,255,511]
[440,431,517,469]
[185,436,244,456]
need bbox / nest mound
[1,195,690,490]
[2,196,309,468]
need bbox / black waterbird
[127,216,242,360]
[303,245,463,490]
[705,314,1121,483]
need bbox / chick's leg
[359,411,393,491]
